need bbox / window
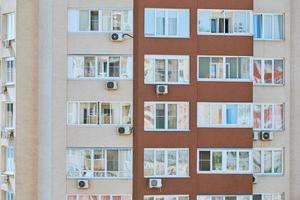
[68,9,133,32]
[198,10,251,35]
[67,195,132,200]
[253,103,284,131]
[253,148,283,175]
[197,103,252,128]
[253,58,284,85]
[144,8,190,38]
[4,13,15,40]
[67,102,132,126]
[254,14,284,40]
[253,194,283,200]
[144,55,190,84]
[198,56,251,81]
[144,148,189,177]
[197,149,252,174]
[4,58,15,84]
[5,103,14,128]
[6,146,14,173]
[145,196,189,200]
[67,148,132,178]
[198,195,252,200]
[5,192,14,200]
[144,102,189,131]
[68,55,133,80]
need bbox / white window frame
[68,55,133,80]
[68,9,133,33]
[253,148,284,176]
[253,103,285,131]
[4,12,15,40]
[144,101,189,131]
[5,146,14,173]
[144,148,189,178]
[197,148,253,174]
[67,101,132,126]
[144,8,190,38]
[197,9,253,36]
[252,58,285,86]
[197,55,253,82]
[144,55,190,84]
[4,102,14,129]
[197,102,253,128]
[67,194,132,200]
[253,193,283,200]
[144,195,189,200]
[4,57,15,85]
[197,195,253,200]
[67,148,132,179]
[253,13,285,41]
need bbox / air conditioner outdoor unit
[253,131,260,141]
[260,132,274,141]
[156,85,168,95]
[110,33,124,42]
[1,85,8,94]
[77,179,89,189]
[149,178,162,188]
[118,126,132,135]
[106,81,118,90]
[252,175,257,184]
[0,174,9,184]
[2,40,11,48]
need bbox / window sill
[254,83,285,87]
[253,173,284,176]
[197,126,252,129]
[67,124,132,127]
[68,78,132,81]
[4,82,15,86]
[144,176,190,178]
[144,35,190,39]
[144,129,190,132]
[197,33,252,36]
[254,38,285,42]
[145,82,190,85]
[67,177,132,180]
[197,171,252,174]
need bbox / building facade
[0,0,299,199]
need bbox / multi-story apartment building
[0,0,299,200]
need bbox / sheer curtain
[118,149,132,177]
[253,15,262,38]
[274,15,284,39]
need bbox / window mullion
[271,150,275,174]
[165,103,168,130]
[165,58,168,83]
[222,151,226,172]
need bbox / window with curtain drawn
[68,9,133,32]
[198,56,251,81]
[253,14,284,40]
[197,103,252,128]
[144,102,189,131]
[144,148,189,177]
[67,195,132,200]
[253,58,284,85]
[197,149,252,174]
[67,148,132,178]
[198,10,251,35]
[68,55,132,80]
[144,8,190,38]
[67,102,132,126]
[253,103,284,131]
[144,55,190,84]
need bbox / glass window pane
[264,60,273,84]
[109,57,120,77]
[253,60,262,83]
[155,150,165,175]
[111,103,121,124]
[198,104,210,126]
[168,59,179,82]
[144,150,154,176]
[178,103,189,130]
[238,57,250,79]
[122,103,132,124]
[168,11,177,36]
[264,150,273,173]
[168,104,177,129]
[199,151,210,171]
[79,10,89,31]
[212,152,222,170]
[274,150,283,173]
[144,103,155,129]
[226,104,237,125]
[156,104,166,129]
[210,57,224,79]
[84,56,96,77]
[274,104,284,130]
[274,15,284,40]
[155,59,166,82]
[167,150,177,175]
[102,10,112,31]
[253,150,261,173]
[97,56,109,78]
[101,103,111,124]
[107,150,119,177]
[264,105,273,129]
[254,14,262,38]
[178,150,189,176]
[239,152,250,171]
[199,57,210,78]
[211,104,223,125]
[274,59,284,84]
[112,11,122,31]
[226,151,237,170]
[234,12,249,33]
[199,10,211,32]
[225,57,238,79]
[264,15,273,39]
[156,10,166,35]
[145,10,155,35]
[90,11,99,31]
[253,104,262,129]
